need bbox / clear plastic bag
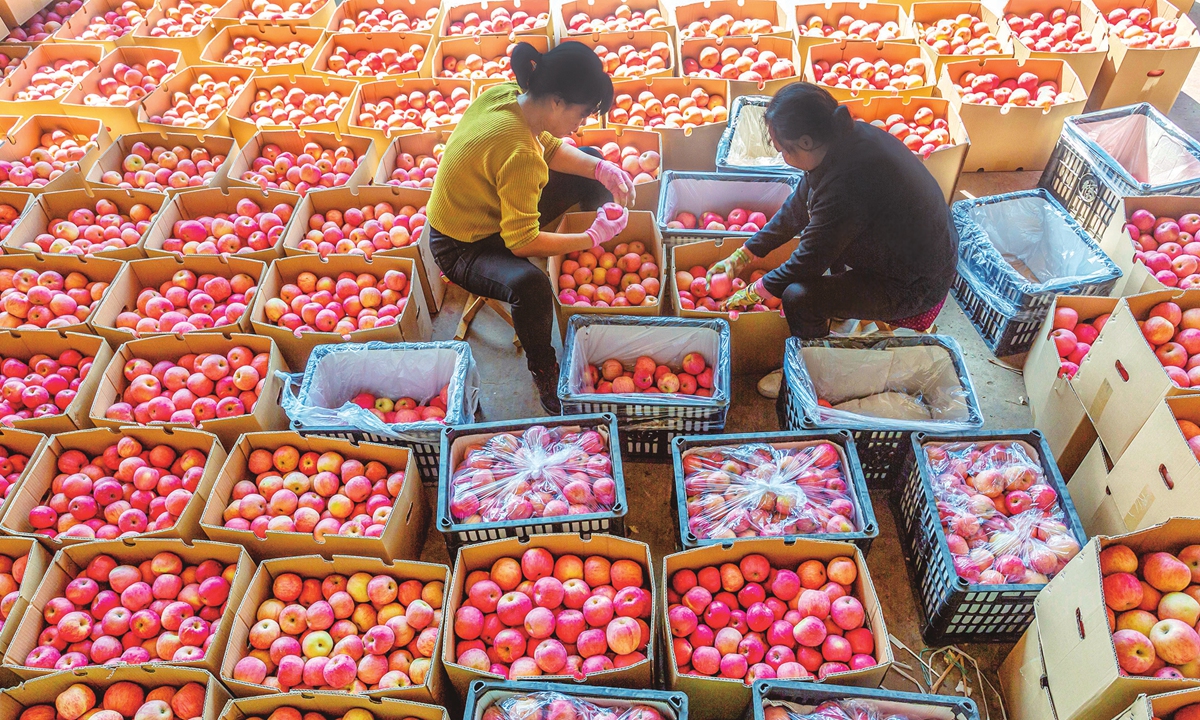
[716,96,793,173]
[1074,108,1200,187]
[680,441,861,540]
[658,171,798,238]
[764,699,931,720]
[924,440,1083,585]
[448,423,617,523]
[483,692,669,720]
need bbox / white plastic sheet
[725,103,786,168]
[660,174,796,225]
[1077,112,1200,187]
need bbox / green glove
[723,278,771,311]
[707,246,753,282]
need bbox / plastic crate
[558,315,732,460]
[716,95,804,177]
[465,681,688,720]
[951,188,1122,357]
[1039,103,1200,240]
[657,170,800,250]
[893,429,1088,645]
[435,413,628,553]
[748,679,980,720]
[670,430,878,553]
[779,335,984,489]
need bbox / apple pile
[556,240,660,309]
[83,59,175,107]
[357,86,469,135]
[22,550,235,669]
[14,58,95,102]
[676,263,782,313]
[916,14,1003,55]
[0,129,98,189]
[813,56,929,93]
[67,1,148,42]
[240,85,350,129]
[0,54,22,80]
[335,5,438,32]
[17,198,156,257]
[325,41,427,79]
[26,679,209,720]
[0,445,31,498]
[444,7,549,36]
[1101,543,1200,677]
[239,140,362,195]
[351,387,448,423]
[925,440,1082,584]
[102,344,270,425]
[668,553,877,681]
[1178,418,1200,461]
[0,349,96,425]
[1137,301,1200,388]
[592,42,672,78]
[218,444,409,540]
[863,109,955,159]
[565,7,669,34]
[608,87,728,128]
[439,45,518,80]
[147,73,248,129]
[1165,704,1200,720]
[1105,7,1194,49]
[453,547,651,678]
[0,203,23,241]
[669,208,769,234]
[0,551,29,634]
[4,0,85,42]
[237,0,328,22]
[144,0,222,38]
[682,45,797,82]
[0,268,109,330]
[386,146,441,188]
[679,14,782,40]
[950,69,1076,107]
[113,267,257,335]
[1049,306,1107,379]
[163,197,293,255]
[682,442,859,540]
[595,142,659,185]
[297,201,427,259]
[100,141,227,191]
[1004,8,1100,53]
[448,423,616,523]
[220,35,315,69]
[1125,210,1200,289]
[798,14,903,41]
[580,353,713,396]
[261,269,409,335]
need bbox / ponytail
[510,40,614,115]
[764,82,853,150]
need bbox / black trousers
[429,147,610,372]
[780,270,944,339]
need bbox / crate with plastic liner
[464,681,688,720]
[747,679,981,720]
[951,187,1122,357]
[280,340,481,486]
[657,170,799,250]
[715,95,804,177]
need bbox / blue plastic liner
[657,169,800,248]
[716,95,804,176]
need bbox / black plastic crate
[670,430,878,553]
[657,170,800,250]
[748,679,980,720]
[465,681,688,720]
[893,429,1088,645]
[435,413,629,553]
[950,274,1043,357]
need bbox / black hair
[764,82,854,150]
[512,40,614,115]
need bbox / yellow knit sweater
[427,83,563,251]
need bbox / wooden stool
[455,293,522,350]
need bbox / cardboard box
[608,76,728,173]
[1,187,167,261]
[570,28,675,79]
[221,690,450,720]
[197,24,323,78]
[0,0,47,32]
[794,1,909,65]
[1114,688,1200,720]
[0,426,47,520]
[437,0,552,41]
[661,538,892,720]
[672,236,799,374]
[1072,289,1200,460]
[373,127,448,193]
[1036,518,1200,720]
[0,188,33,225]
[998,618,1059,720]
[574,126,663,212]
[806,39,938,101]
[224,128,378,195]
[0,330,112,435]
[325,0,442,35]
[130,0,222,67]
[1083,0,1200,113]
[48,0,148,51]
[1099,196,1200,297]
[999,0,1108,94]
[937,56,1087,171]
[138,65,256,140]
[0,43,28,72]
[0,534,49,662]
[1024,295,1117,479]
[220,554,448,700]
[676,0,793,40]
[0,665,231,720]
[88,332,290,449]
[199,431,428,562]
[432,34,549,98]
[1,538,255,678]
[89,254,267,347]
[0,425,226,549]
[0,115,109,196]
[551,210,665,335]
[350,76,470,148]
[0,253,125,334]
[908,1,1012,77]
[309,30,435,81]
[59,45,183,136]
[224,73,360,147]
[555,0,673,40]
[839,95,968,203]
[85,130,238,194]
[680,35,803,101]
[1066,437,1127,537]
[248,253,431,369]
[142,186,301,263]
[209,0,335,30]
[442,533,657,696]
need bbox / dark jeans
[429,147,609,372]
[781,270,944,339]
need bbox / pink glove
[584,204,628,248]
[594,159,635,206]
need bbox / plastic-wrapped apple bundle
[483,692,667,720]
[764,700,932,720]
[449,424,617,523]
[925,440,1082,584]
[681,442,859,540]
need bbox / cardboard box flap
[1105,396,1200,530]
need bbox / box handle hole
[1076,608,1085,639]
[1116,360,1129,382]
[1161,464,1175,490]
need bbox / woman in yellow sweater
[427,42,633,414]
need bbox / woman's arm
[547,141,601,177]
[511,230,594,258]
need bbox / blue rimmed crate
[778,334,983,489]
[465,681,688,720]
[657,170,800,251]
[558,315,731,459]
[716,95,804,177]
[1039,103,1200,240]
[748,679,980,720]
[951,188,1122,357]
[670,429,878,553]
[435,412,628,553]
[280,340,480,486]
[894,428,1087,645]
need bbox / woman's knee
[509,264,554,306]
[781,283,814,313]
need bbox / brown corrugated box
[1,537,255,678]
[794,1,910,65]
[0,0,41,32]
[570,28,676,79]
[1083,0,1199,113]
[1,186,168,261]
[609,76,728,173]
[0,253,125,334]
[0,43,105,117]
[0,665,231,720]
[431,34,549,98]
[48,0,147,51]
[348,76,470,148]
[221,689,450,720]
[224,128,378,195]
[199,431,428,563]
[0,536,49,666]
[372,127,448,194]
[680,34,803,101]
[677,0,793,40]
[209,0,336,30]
[85,130,239,194]
[1065,438,1125,537]
[223,73,360,146]
[0,115,110,196]
[1113,688,1200,720]
[59,45,183,136]
[437,0,553,41]
[0,428,49,536]
[998,618,1059,720]
[220,554,448,701]
[142,185,302,263]
[573,126,663,213]
[197,24,324,78]
[130,0,223,67]
[137,65,255,140]
[247,253,431,369]
[442,533,657,697]
[0,329,112,435]
[662,538,892,720]
[309,30,435,80]
[908,1,1012,78]
[0,425,226,550]
[998,0,1108,94]
[806,38,937,101]
[1098,196,1200,296]
[325,0,442,35]
[87,331,290,449]
[555,0,674,40]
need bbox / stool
[840,298,945,335]
[455,293,522,350]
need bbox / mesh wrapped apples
[1101,543,1200,676]
[482,692,670,720]
[0,350,95,425]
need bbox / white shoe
[757,369,783,399]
